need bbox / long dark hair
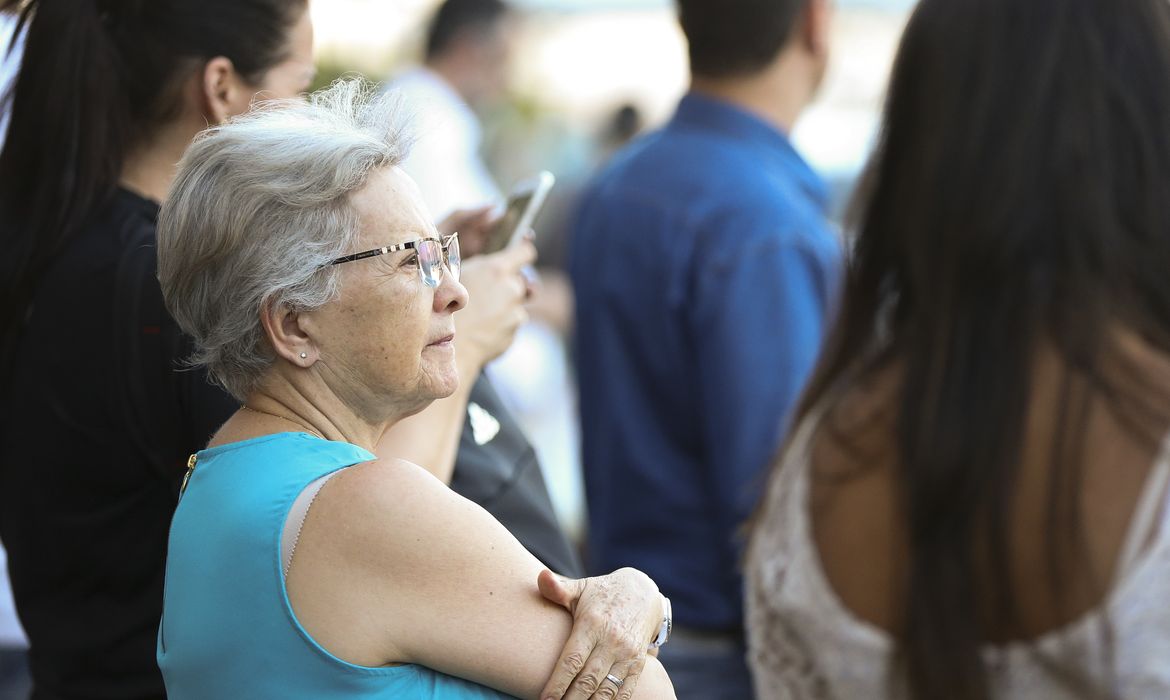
[785,0,1170,697]
[0,0,305,370]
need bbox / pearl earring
[299,352,307,359]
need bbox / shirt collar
[670,92,829,210]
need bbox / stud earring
[299,352,308,359]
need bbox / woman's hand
[437,204,496,257]
[537,568,664,700]
[454,240,537,371]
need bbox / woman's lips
[428,333,455,347]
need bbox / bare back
[745,339,1170,699]
[809,342,1170,642]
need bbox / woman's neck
[119,119,204,203]
[210,373,416,455]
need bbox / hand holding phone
[483,171,556,255]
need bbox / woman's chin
[419,364,460,401]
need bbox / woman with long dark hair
[746,0,1170,697]
[0,2,315,696]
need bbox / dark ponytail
[0,1,125,323]
[0,0,306,369]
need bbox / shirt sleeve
[688,220,841,561]
[396,89,502,221]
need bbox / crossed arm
[285,456,676,699]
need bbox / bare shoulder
[325,454,453,508]
[314,455,495,561]
[310,454,538,590]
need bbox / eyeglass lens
[419,236,461,287]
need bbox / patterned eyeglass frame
[325,233,460,288]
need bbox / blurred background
[311,0,912,218]
[308,0,913,541]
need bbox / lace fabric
[746,415,1170,700]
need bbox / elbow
[633,657,677,699]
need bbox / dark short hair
[676,0,807,78]
[424,0,509,62]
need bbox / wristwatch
[648,594,672,649]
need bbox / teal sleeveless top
[158,432,515,699]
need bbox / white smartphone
[484,171,556,254]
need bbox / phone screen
[486,190,534,253]
[483,171,555,255]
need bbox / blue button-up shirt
[570,92,842,630]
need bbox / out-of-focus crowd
[1,0,1169,699]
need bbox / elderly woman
[155,80,675,699]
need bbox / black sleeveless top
[0,188,238,700]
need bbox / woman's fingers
[602,658,644,700]
[562,645,616,700]
[541,620,600,699]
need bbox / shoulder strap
[281,467,351,577]
[1116,433,1170,577]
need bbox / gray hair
[158,79,410,401]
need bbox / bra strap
[281,468,349,577]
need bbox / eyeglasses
[326,233,461,288]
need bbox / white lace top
[746,413,1170,699]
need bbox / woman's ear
[200,56,252,125]
[259,299,316,368]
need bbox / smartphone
[483,171,556,254]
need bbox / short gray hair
[158,79,410,401]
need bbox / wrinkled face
[305,167,468,421]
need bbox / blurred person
[0,2,652,699]
[387,0,587,562]
[569,0,839,697]
[745,0,1170,697]
[0,2,316,696]
[536,102,647,275]
[155,79,674,700]
[389,0,511,221]
[599,104,643,161]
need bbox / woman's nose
[435,273,468,313]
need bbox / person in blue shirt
[569,0,840,697]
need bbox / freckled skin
[300,167,468,424]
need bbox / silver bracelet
[648,594,672,649]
